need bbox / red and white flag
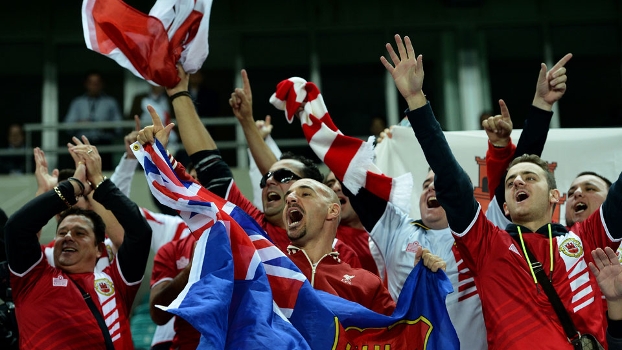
[82,0,212,87]
[270,77,412,213]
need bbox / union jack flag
[133,140,460,350]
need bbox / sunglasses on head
[260,169,302,188]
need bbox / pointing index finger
[550,53,573,72]
[147,105,164,129]
[241,69,252,97]
[499,99,511,121]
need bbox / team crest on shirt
[559,238,583,258]
[105,244,115,263]
[52,274,68,287]
[94,278,115,296]
[406,241,421,253]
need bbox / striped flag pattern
[132,140,459,350]
[269,77,413,213]
[82,0,213,87]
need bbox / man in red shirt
[383,34,621,349]
[282,178,394,314]
[5,144,152,349]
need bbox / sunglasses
[259,169,302,188]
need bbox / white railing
[0,117,314,173]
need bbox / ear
[549,189,561,204]
[503,202,509,216]
[327,202,340,221]
[96,242,105,259]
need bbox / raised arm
[166,64,217,155]
[489,54,571,213]
[72,139,152,283]
[5,164,90,274]
[165,64,233,197]
[231,69,279,175]
[381,34,477,232]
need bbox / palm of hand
[393,64,422,100]
[597,263,622,300]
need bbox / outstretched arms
[382,34,476,232]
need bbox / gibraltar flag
[82,0,213,87]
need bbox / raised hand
[69,136,102,190]
[255,115,273,140]
[533,53,572,111]
[589,247,622,301]
[137,105,175,148]
[380,34,426,110]
[482,99,513,147]
[229,69,254,124]
[167,63,191,95]
[34,147,59,196]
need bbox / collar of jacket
[286,245,341,262]
[411,219,431,230]
[505,222,568,237]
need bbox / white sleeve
[109,153,139,197]
[249,135,282,210]
[141,208,192,252]
[484,195,512,229]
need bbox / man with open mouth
[384,33,620,349]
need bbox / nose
[331,181,342,192]
[573,187,583,198]
[513,175,526,187]
[285,191,298,204]
[428,181,436,191]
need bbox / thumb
[265,115,272,126]
[164,123,175,134]
[413,245,423,266]
[52,169,59,178]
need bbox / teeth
[575,203,587,213]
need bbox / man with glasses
[161,65,360,267]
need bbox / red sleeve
[335,241,362,268]
[485,140,516,200]
[226,182,266,223]
[452,208,509,274]
[150,241,178,288]
[367,273,396,315]
[572,207,621,259]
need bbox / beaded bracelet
[54,186,72,208]
[169,91,192,103]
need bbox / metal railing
[0,117,314,173]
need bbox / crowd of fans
[1,33,622,350]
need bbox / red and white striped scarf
[270,77,412,213]
[82,0,213,87]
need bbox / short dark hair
[508,154,557,190]
[575,171,612,189]
[57,208,106,245]
[280,151,323,183]
[58,169,75,183]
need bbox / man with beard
[282,178,443,315]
